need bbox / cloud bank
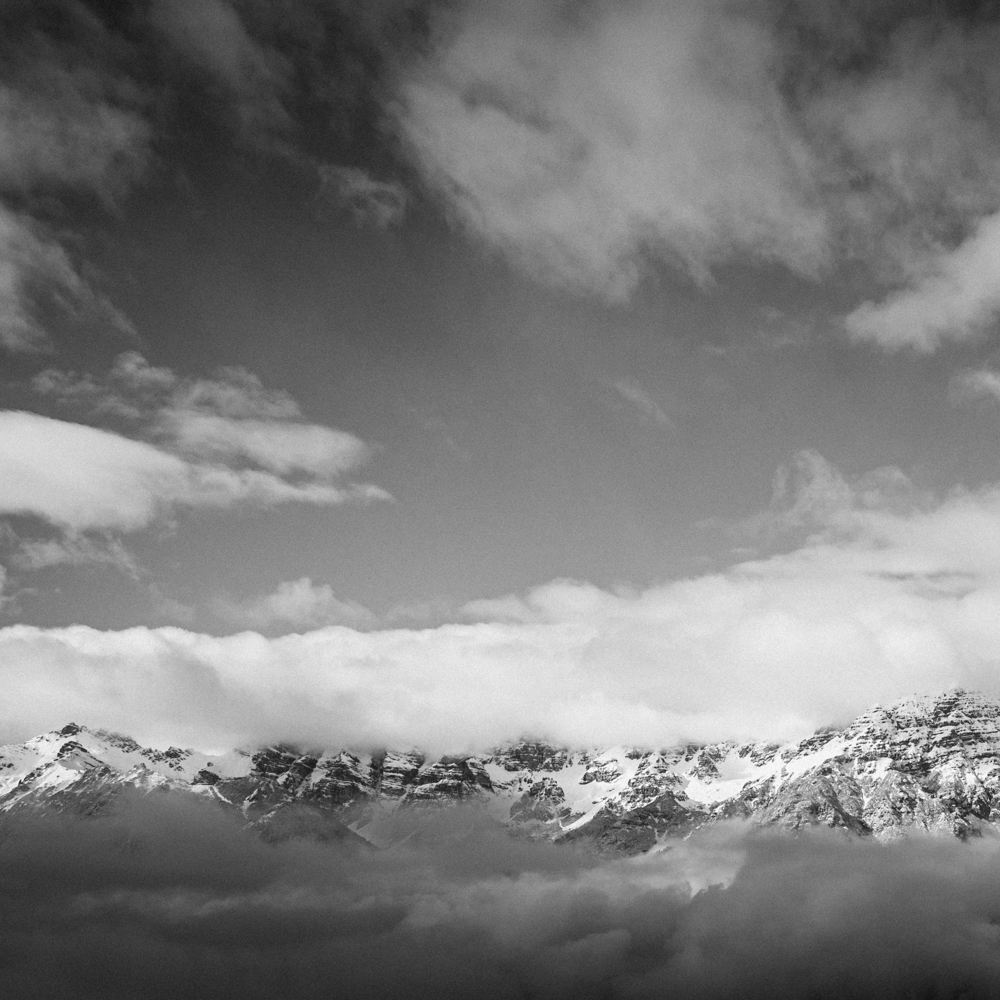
[4,799,1000,999]
[4,451,1000,751]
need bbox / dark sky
[4,0,1000,749]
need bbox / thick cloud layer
[5,450,1000,750]
[3,796,1000,999]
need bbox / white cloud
[7,452,1000,751]
[844,212,1000,351]
[951,368,1000,406]
[215,577,377,632]
[0,410,383,535]
[33,352,385,487]
[2,354,388,557]
[162,413,368,479]
[391,3,1000,351]
[396,0,827,299]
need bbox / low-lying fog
[2,794,999,999]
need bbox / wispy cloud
[389,1,1000,350]
[0,354,389,573]
[33,351,385,490]
[611,381,674,430]
[318,165,408,229]
[0,8,151,352]
[397,0,826,299]
[150,0,291,136]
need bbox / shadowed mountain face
[5,690,1000,853]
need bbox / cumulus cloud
[215,577,378,632]
[4,800,1000,999]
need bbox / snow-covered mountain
[5,689,1000,853]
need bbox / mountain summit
[4,689,1000,853]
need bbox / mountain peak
[7,691,1000,851]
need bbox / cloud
[10,534,140,575]
[0,7,151,351]
[611,381,674,430]
[0,355,388,569]
[388,1,1000,349]
[844,212,1000,351]
[4,800,1000,999]
[951,367,1000,407]
[0,411,377,536]
[150,0,291,135]
[318,165,408,228]
[396,0,827,299]
[0,205,135,352]
[6,449,1000,752]
[0,53,149,198]
[215,577,378,632]
[32,351,387,499]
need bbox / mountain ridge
[5,688,1000,853]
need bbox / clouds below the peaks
[8,804,1000,1000]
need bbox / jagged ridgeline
[3,689,1000,854]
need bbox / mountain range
[4,688,1000,854]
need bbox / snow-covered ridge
[5,689,1000,851]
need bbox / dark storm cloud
[4,795,1000,999]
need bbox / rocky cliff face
[5,689,1000,853]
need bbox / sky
[5,0,1000,749]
